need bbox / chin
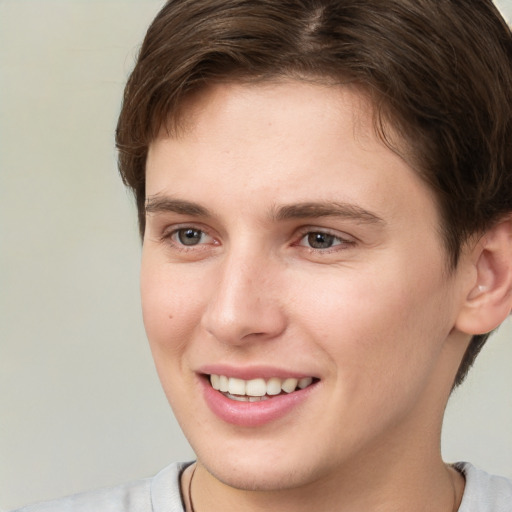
[207,462,311,492]
[196,444,330,492]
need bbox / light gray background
[1,1,511,509]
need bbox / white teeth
[210,374,220,390]
[249,396,269,402]
[281,378,298,393]
[225,393,248,402]
[246,378,267,397]
[223,393,270,402]
[298,377,313,389]
[266,377,282,396]
[219,375,229,392]
[228,377,246,395]
[209,374,315,398]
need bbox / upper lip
[198,364,318,381]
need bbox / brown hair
[116,0,512,386]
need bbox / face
[142,81,469,490]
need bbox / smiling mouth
[208,374,318,402]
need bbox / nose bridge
[201,242,285,344]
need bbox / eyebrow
[145,196,212,217]
[271,202,385,225]
[145,195,385,226]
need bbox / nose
[200,249,287,346]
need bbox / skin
[141,81,473,511]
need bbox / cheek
[139,259,208,419]
[293,263,453,389]
[140,257,203,356]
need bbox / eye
[170,227,214,246]
[304,232,338,249]
[297,230,353,250]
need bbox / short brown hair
[116,0,512,386]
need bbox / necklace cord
[188,463,197,512]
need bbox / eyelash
[159,225,355,254]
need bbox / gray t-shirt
[12,462,512,511]
[454,462,512,511]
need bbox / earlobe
[455,217,512,335]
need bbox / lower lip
[201,377,318,427]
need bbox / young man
[15,0,512,511]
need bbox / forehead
[166,78,376,143]
[157,78,421,185]
[154,79,421,195]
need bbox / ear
[455,217,512,335]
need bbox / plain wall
[1,1,511,509]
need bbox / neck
[183,447,464,512]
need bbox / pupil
[308,232,334,249]
[178,228,202,245]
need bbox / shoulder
[455,462,512,512]
[11,462,191,512]
[11,478,151,512]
